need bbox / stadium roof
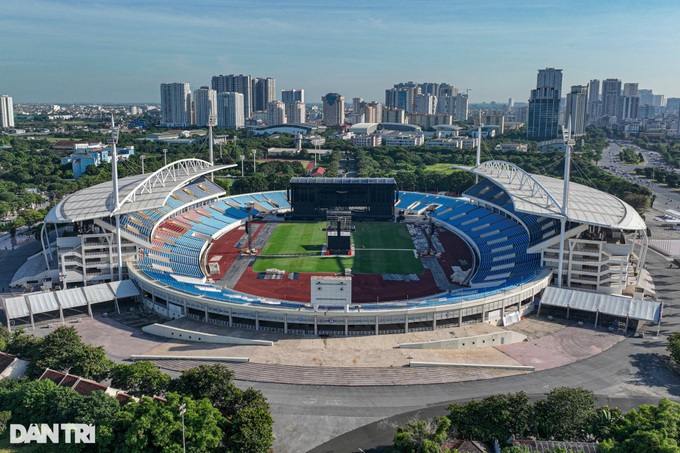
[45,159,234,223]
[458,160,646,230]
[290,177,397,185]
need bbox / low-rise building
[352,134,382,148]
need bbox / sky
[3,0,680,105]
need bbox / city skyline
[4,0,680,104]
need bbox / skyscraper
[527,68,562,140]
[252,77,276,112]
[160,83,191,127]
[192,86,217,127]
[565,85,588,137]
[0,95,14,129]
[620,83,639,120]
[211,74,252,119]
[322,93,344,126]
[601,78,622,119]
[282,89,305,123]
[266,101,287,125]
[587,79,600,123]
[216,92,244,129]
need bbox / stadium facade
[5,159,660,335]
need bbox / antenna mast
[556,120,575,288]
[108,114,124,284]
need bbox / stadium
[4,157,662,336]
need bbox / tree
[667,332,680,365]
[599,398,680,453]
[109,392,225,453]
[111,361,170,397]
[532,387,597,441]
[393,416,451,453]
[168,364,274,452]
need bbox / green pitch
[252,222,423,274]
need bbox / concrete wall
[142,323,273,346]
[398,330,526,350]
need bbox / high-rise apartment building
[437,94,468,121]
[620,83,639,120]
[382,108,406,124]
[216,92,244,129]
[211,74,252,119]
[252,77,276,112]
[601,79,622,119]
[266,101,287,125]
[322,93,344,126]
[192,86,217,127]
[360,102,382,123]
[286,101,306,124]
[414,94,437,114]
[565,85,588,137]
[527,68,562,140]
[587,79,600,123]
[352,97,364,113]
[282,89,305,124]
[0,95,14,129]
[638,89,654,106]
[160,82,192,127]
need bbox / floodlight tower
[208,114,217,181]
[240,155,245,177]
[108,115,123,282]
[556,120,575,288]
[476,110,482,183]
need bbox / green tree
[110,361,170,398]
[110,392,225,453]
[393,416,451,453]
[599,398,680,453]
[667,332,680,365]
[168,364,274,453]
[533,387,597,441]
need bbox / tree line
[393,387,680,453]
[0,326,274,452]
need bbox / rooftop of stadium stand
[45,159,235,223]
[289,177,397,185]
[458,160,646,231]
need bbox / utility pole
[179,403,186,453]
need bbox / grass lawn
[353,222,414,249]
[253,221,422,274]
[259,222,327,254]
[425,163,457,174]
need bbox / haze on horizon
[3,0,680,105]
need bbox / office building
[638,89,654,106]
[322,93,344,126]
[160,83,191,127]
[527,68,562,140]
[192,86,217,127]
[216,92,244,129]
[565,85,588,136]
[211,74,252,119]
[266,100,287,125]
[0,95,14,128]
[252,77,276,112]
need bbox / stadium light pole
[163,148,168,166]
[108,115,124,288]
[240,155,245,177]
[252,149,257,173]
[556,120,574,288]
[208,114,216,181]
[140,154,146,174]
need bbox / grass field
[252,222,423,274]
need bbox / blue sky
[3,0,680,104]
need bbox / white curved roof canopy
[45,159,235,223]
[458,160,646,231]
